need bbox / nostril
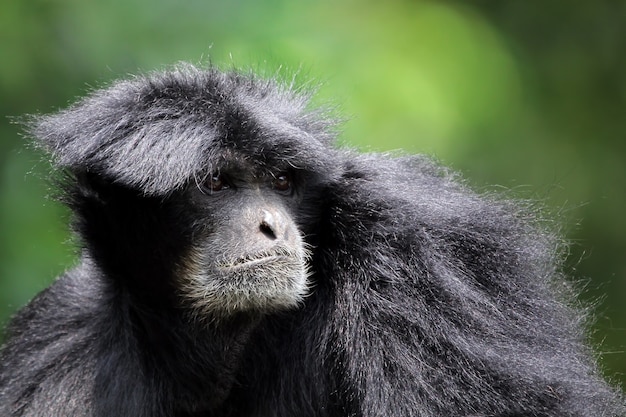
[260,220,277,240]
[260,210,278,240]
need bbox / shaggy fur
[0,64,623,416]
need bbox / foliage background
[1,0,624,387]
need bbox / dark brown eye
[204,172,230,194]
[272,172,292,193]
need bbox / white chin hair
[178,251,311,319]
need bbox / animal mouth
[217,251,295,271]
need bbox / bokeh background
[1,0,624,387]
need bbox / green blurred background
[1,0,624,387]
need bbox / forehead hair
[27,64,338,195]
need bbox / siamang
[0,64,623,417]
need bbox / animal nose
[259,210,278,240]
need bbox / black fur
[0,64,623,416]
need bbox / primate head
[28,64,336,319]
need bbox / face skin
[177,164,312,319]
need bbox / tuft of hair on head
[24,63,340,197]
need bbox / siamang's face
[178,161,311,318]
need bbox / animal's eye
[272,172,292,193]
[203,172,230,194]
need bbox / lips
[217,250,297,271]
[223,255,290,271]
